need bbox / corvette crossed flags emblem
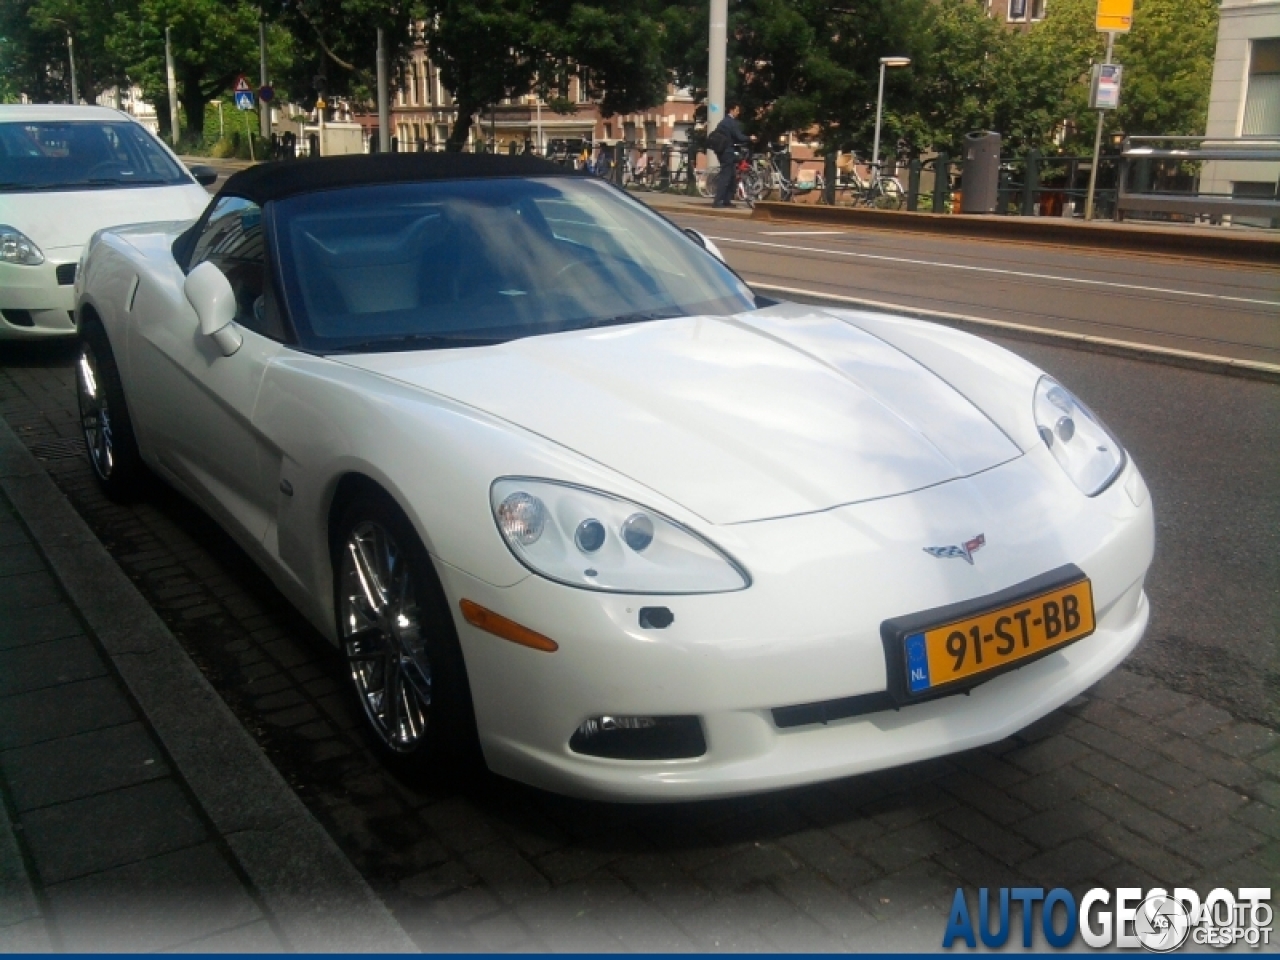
[923,534,986,565]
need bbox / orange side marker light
[459,599,558,652]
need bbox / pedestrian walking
[708,104,749,208]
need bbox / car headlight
[0,225,44,265]
[1033,376,1125,496]
[491,478,750,594]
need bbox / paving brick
[1018,838,1117,886]
[20,779,207,885]
[952,750,1029,789]
[1066,718,1160,769]
[940,772,1034,825]
[942,808,1037,866]
[1007,766,1099,812]
[1157,701,1234,739]
[780,828,879,888]
[1076,784,1190,846]
[1155,738,1261,790]
[1088,669,1153,702]
[0,603,81,651]
[1157,781,1249,831]
[1120,686,1197,719]
[860,783,956,830]
[1251,748,1280,778]
[1226,795,1277,838]
[1178,820,1268,870]
[1010,800,1110,849]
[933,843,1031,889]
[0,542,43,578]
[1072,752,1179,808]
[43,842,263,952]
[1005,735,1096,776]
[3,721,168,812]
[0,635,105,697]
[0,676,135,751]
[1093,822,1196,883]
[1202,722,1278,761]
[860,820,962,874]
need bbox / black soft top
[218,151,580,205]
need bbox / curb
[755,283,1280,385]
[749,202,1280,267]
[0,418,415,952]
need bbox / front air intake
[570,714,706,760]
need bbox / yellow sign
[1096,0,1134,32]
[316,98,327,109]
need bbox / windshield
[0,121,189,191]
[273,177,756,352]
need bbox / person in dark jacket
[711,104,750,208]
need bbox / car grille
[56,263,77,285]
[2,309,34,327]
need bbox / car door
[127,195,284,544]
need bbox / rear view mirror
[183,262,242,356]
[188,164,218,187]
[684,228,726,263]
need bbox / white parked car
[74,154,1154,801]
[0,104,213,339]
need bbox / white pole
[165,27,180,148]
[872,60,886,173]
[1084,31,1115,221]
[706,0,727,172]
[217,99,223,137]
[536,98,543,154]
[376,27,390,153]
[67,34,79,103]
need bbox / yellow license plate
[903,579,1095,695]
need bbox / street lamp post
[66,33,79,103]
[872,56,910,174]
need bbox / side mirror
[183,262,243,356]
[684,228,726,264]
[188,164,218,187]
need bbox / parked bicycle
[753,147,825,202]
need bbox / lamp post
[872,56,910,174]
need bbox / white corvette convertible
[74,154,1153,801]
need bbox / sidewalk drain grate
[29,437,86,461]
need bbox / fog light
[569,714,706,759]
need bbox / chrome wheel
[78,344,114,480]
[339,520,432,752]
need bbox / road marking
[752,282,1280,380]
[760,230,847,236]
[709,235,1280,308]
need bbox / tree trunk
[447,101,476,151]
[179,74,208,149]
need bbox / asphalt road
[659,206,1280,368]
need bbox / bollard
[1021,149,1040,216]
[613,142,625,186]
[932,153,949,213]
[390,135,398,154]
[997,164,1012,214]
[823,151,836,206]
[907,158,921,212]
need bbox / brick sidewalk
[0,344,1276,951]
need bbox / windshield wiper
[86,177,169,186]
[571,309,687,331]
[329,332,507,353]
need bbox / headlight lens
[0,225,44,265]
[491,478,749,593]
[1033,376,1125,496]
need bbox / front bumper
[0,256,79,339]
[442,449,1155,801]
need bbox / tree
[420,0,671,149]
[107,0,261,145]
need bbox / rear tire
[77,320,147,501]
[333,493,480,776]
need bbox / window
[0,121,188,191]
[1243,38,1280,136]
[1030,0,1046,20]
[189,197,286,341]
[1008,0,1027,21]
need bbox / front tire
[333,493,479,773]
[77,320,146,501]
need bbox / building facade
[1201,0,1280,197]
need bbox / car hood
[335,302,1022,524]
[1,183,209,254]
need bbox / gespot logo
[943,886,1273,951]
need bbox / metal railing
[1114,136,1280,226]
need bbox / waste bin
[961,131,1001,214]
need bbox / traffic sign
[234,90,256,110]
[258,85,274,103]
[234,75,251,92]
[1096,0,1133,32]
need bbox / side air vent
[56,263,77,285]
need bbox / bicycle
[755,147,824,202]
